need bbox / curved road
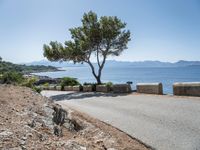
[42,91,200,150]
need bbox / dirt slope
[0,85,150,150]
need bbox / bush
[43,82,49,87]
[22,77,38,88]
[106,82,113,88]
[32,86,42,93]
[60,77,80,90]
[1,72,24,84]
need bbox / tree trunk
[87,61,102,84]
[96,75,101,84]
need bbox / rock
[63,119,82,132]
[0,130,13,138]
[52,105,67,125]
[28,119,36,128]
[65,140,86,150]
[54,125,63,137]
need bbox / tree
[0,56,2,62]
[43,11,131,84]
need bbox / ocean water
[34,66,200,94]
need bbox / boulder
[137,83,163,95]
[113,84,131,93]
[173,82,200,97]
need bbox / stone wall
[96,85,109,92]
[113,84,131,93]
[64,86,73,91]
[55,86,62,91]
[49,85,56,90]
[136,83,163,95]
[83,85,93,92]
[173,82,200,97]
[72,85,81,92]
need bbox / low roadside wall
[96,85,109,92]
[64,86,73,91]
[136,83,163,95]
[83,85,93,92]
[55,86,62,91]
[72,85,81,92]
[113,84,131,93]
[173,82,200,97]
[48,85,56,90]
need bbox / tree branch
[87,60,98,79]
[97,46,101,68]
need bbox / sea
[33,66,200,94]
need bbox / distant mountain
[25,60,200,68]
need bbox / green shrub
[60,77,80,90]
[32,86,42,93]
[43,82,49,87]
[22,77,38,88]
[1,72,24,84]
[106,82,113,88]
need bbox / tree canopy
[43,11,131,84]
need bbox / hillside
[0,85,149,150]
[0,60,59,74]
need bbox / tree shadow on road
[50,92,130,101]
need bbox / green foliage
[32,86,42,93]
[60,77,80,89]
[0,70,41,93]
[105,82,113,88]
[43,11,131,84]
[22,77,38,88]
[0,60,58,74]
[1,72,24,84]
[43,82,49,87]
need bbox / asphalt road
[42,91,200,150]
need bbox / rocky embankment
[0,85,150,150]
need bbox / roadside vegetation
[0,57,60,93]
[0,57,58,74]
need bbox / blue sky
[0,0,200,63]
